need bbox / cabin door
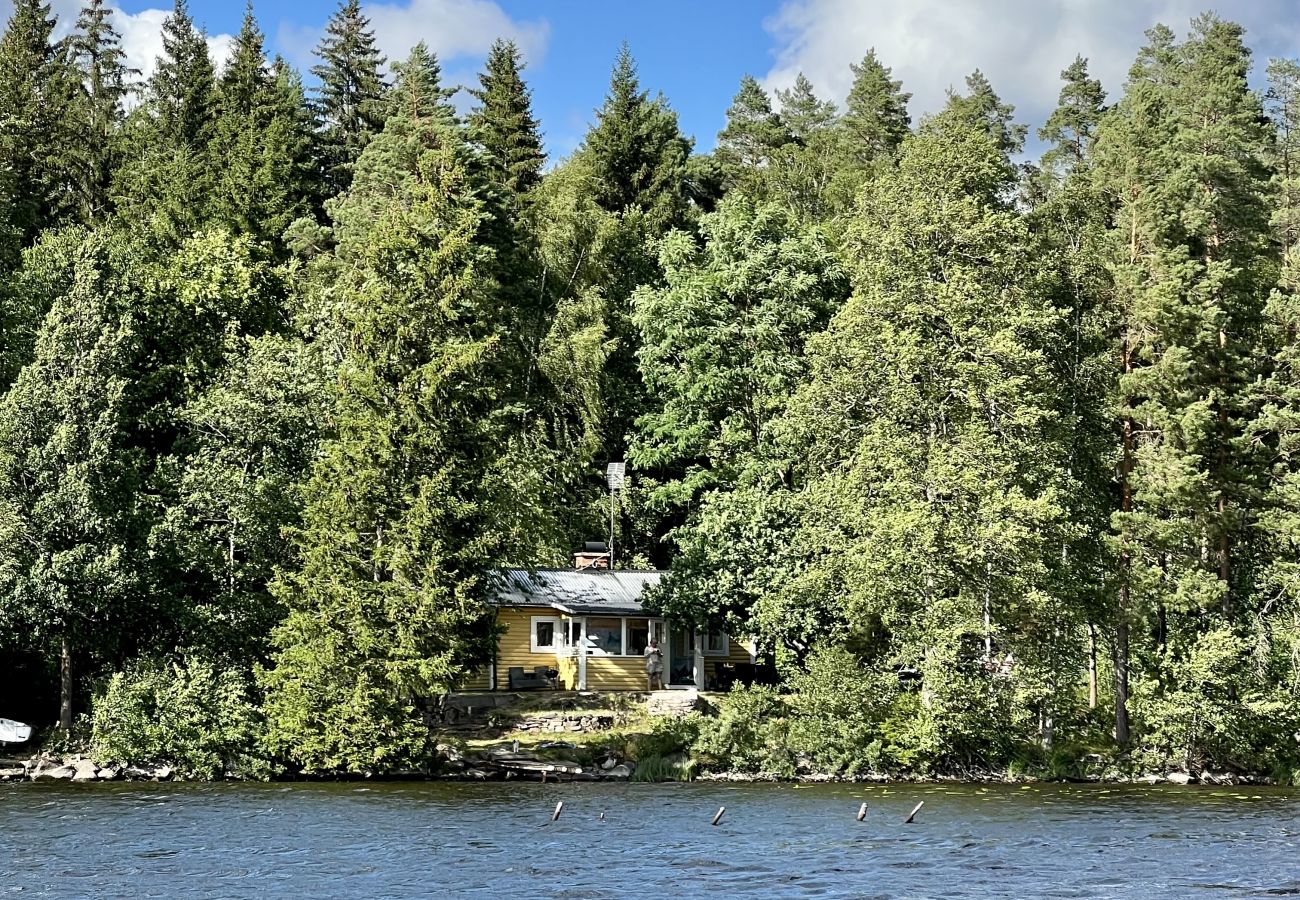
[668,626,697,687]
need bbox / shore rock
[605,764,633,779]
[1166,772,1192,785]
[33,764,76,781]
[71,760,99,782]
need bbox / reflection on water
[1,780,1297,898]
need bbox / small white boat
[0,718,31,745]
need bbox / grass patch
[630,754,693,782]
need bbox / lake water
[1,780,1297,898]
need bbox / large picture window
[585,617,624,655]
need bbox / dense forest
[2,0,1299,779]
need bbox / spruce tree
[111,0,216,243]
[840,50,911,163]
[468,38,543,199]
[66,0,135,223]
[310,0,387,197]
[827,50,911,214]
[583,43,692,229]
[207,11,317,254]
[150,0,215,150]
[0,0,73,257]
[262,56,512,771]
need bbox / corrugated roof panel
[488,568,664,616]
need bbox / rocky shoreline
[1,749,1278,787]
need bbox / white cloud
[762,0,1300,134]
[276,0,549,83]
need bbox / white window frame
[530,615,563,653]
[583,616,626,657]
[702,629,729,657]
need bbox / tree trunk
[1114,615,1130,745]
[1116,337,1134,746]
[59,636,73,731]
[1087,622,1098,709]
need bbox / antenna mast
[605,462,626,568]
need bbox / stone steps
[646,689,702,717]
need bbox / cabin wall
[586,655,646,691]
[494,606,552,691]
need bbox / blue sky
[66,0,1300,161]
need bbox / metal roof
[488,568,664,616]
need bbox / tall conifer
[310,0,387,197]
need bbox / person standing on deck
[645,638,664,691]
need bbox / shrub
[693,686,794,776]
[91,655,275,780]
[628,714,702,761]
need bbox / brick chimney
[574,541,611,570]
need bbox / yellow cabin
[462,554,753,693]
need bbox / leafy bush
[693,686,794,776]
[91,655,274,780]
[1135,627,1300,773]
[786,646,895,775]
[628,714,702,760]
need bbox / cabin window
[626,620,650,655]
[530,616,562,653]
[586,617,624,655]
[703,630,729,656]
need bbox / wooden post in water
[711,806,726,826]
[856,802,868,822]
[552,801,564,822]
[904,801,924,824]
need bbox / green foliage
[627,713,701,760]
[693,686,793,776]
[311,0,388,196]
[2,6,1300,785]
[91,655,273,779]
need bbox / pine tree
[1039,56,1105,180]
[1093,16,1275,747]
[945,70,1027,155]
[768,73,840,221]
[310,0,387,196]
[1031,56,1114,716]
[714,75,792,197]
[66,0,136,223]
[775,73,836,140]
